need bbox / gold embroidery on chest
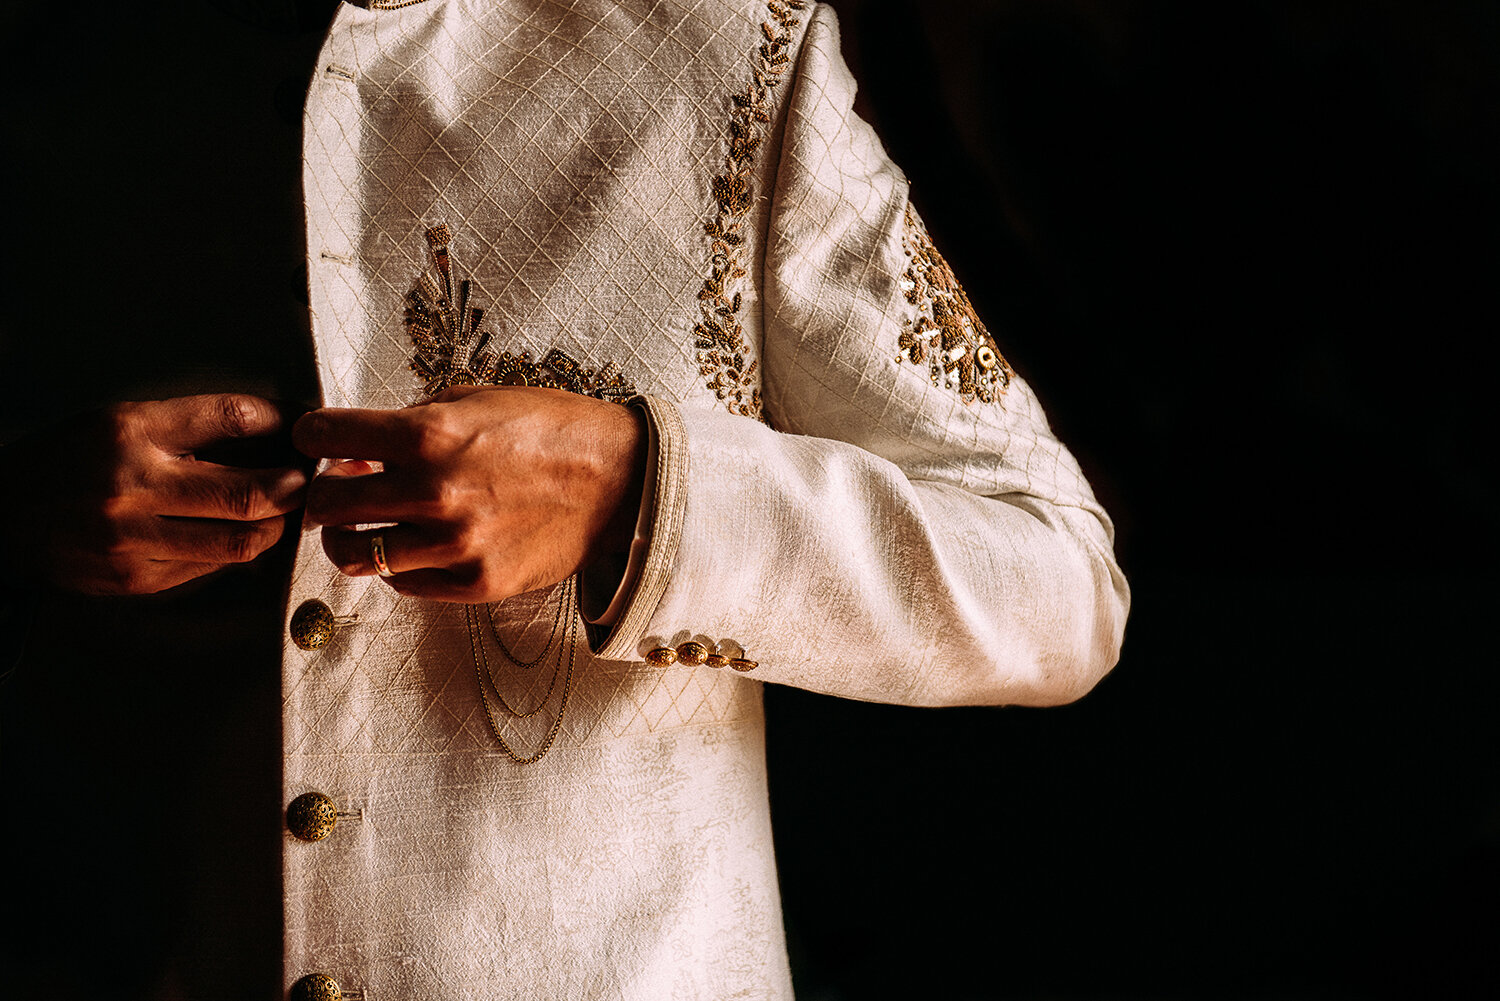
[400,224,641,764]
[896,203,1014,403]
[404,224,636,402]
[695,1,808,421]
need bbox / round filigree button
[675,641,710,666]
[729,658,758,673]
[290,600,334,651]
[644,647,677,667]
[289,600,357,651]
[290,973,342,1001]
[286,791,338,843]
[975,343,999,371]
[705,653,728,668]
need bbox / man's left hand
[293,386,647,602]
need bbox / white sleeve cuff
[583,394,688,661]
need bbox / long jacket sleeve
[596,5,1129,707]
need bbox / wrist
[593,404,649,562]
[581,398,658,628]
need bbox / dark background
[3,1,1494,998]
[767,2,1497,999]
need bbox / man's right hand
[0,394,308,596]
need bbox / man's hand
[0,394,309,595]
[294,386,647,603]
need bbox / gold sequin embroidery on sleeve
[896,203,1014,403]
[695,0,809,421]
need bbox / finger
[135,560,231,595]
[305,468,417,527]
[144,394,290,454]
[84,558,227,597]
[293,407,417,462]
[152,463,308,521]
[141,514,287,564]
[381,568,478,602]
[320,524,458,577]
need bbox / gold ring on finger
[371,534,394,578]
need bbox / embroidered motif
[404,224,635,402]
[695,0,808,420]
[490,348,636,402]
[896,203,1014,403]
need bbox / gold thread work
[896,203,1014,403]
[695,1,809,420]
[405,225,636,402]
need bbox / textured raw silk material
[285,1,1130,997]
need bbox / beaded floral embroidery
[404,224,635,402]
[896,203,1013,403]
[695,0,808,420]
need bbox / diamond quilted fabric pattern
[284,0,1127,997]
[288,2,798,997]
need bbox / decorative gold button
[705,653,728,669]
[676,641,710,666]
[289,599,358,651]
[645,646,677,667]
[286,791,338,842]
[291,973,342,1001]
[729,658,758,673]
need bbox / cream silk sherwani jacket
[280,0,1129,996]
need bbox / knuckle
[216,395,265,439]
[221,481,258,520]
[104,399,141,427]
[224,527,255,563]
[224,522,276,563]
[102,404,142,461]
[409,411,456,462]
[102,402,132,438]
[108,564,145,595]
[401,476,449,520]
[446,524,479,560]
[98,491,133,526]
[428,478,462,517]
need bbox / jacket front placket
[283,2,440,993]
